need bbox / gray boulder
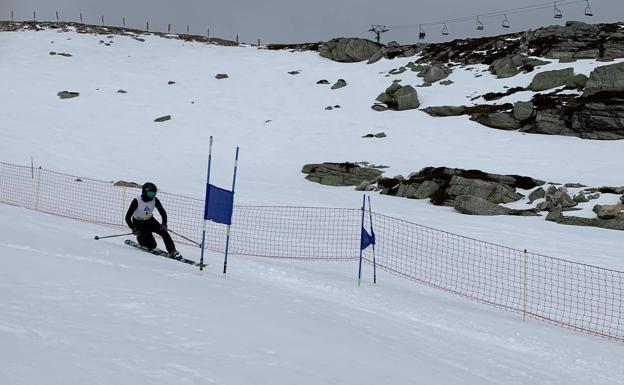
[583,62,624,96]
[215,74,228,79]
[154,115,172,122]
[319,38,380,63]
[528,187,546,203]
[593,204,621,219]
[420,106,468,117]
[57,91,79,99]
[529,68,575,91]
[331,79,347,90]
[565,74,589,89]
[513,101,534,121]
[422,66,449,83]
[393,85,420,110]
[412,181,439,199]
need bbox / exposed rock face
[319,38,381,63]
[454,195,511,215]
[446,175,523,204]
[374,84,419,111]
[301,162,384,186]
[529,68,575,91]
[553,215,624,231]
[454,195,539,216]
[215,74,228,79]
[583,62,624,95]
[527,22,624,60]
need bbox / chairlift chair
[553,1,563,19]
[502,14,510,29]
[442,22,449,36]
[419,24,426,39]
[584,0,594,16]
[476,16,484,31]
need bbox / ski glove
[132,228,141,236]
[160,224,168,231]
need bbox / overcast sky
[1,0,622,44]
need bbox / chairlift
[502,14,510,29]
[418,24,426,39]
[584,0,594,16]
[442,22,449,36]
[476,16,484,31]
[553,1,563,19]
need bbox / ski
[124,239,206,268]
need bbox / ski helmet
[142,182,157,200]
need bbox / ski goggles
[145,190,157,198]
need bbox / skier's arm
[155,197,168,226]
[125,199,138,228]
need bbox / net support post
[523,248,528,321]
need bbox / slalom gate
[0,161,622,342]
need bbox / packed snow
[1,26,624,384]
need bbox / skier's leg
[152,220,177,254]
[134,220,157,250]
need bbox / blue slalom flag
[204,184,234,225]
[360,227,376,250]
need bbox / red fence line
[0,161,622,342]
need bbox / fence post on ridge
[523,248,528,321]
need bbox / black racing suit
[125,196,176,254]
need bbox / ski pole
[168,228,201,246]
[94,232,133,240]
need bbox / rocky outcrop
[377,166,543,208]
[215,74,228,79]
[536,186,577,212]
[528,68,575,91]
[374,83,420,111]
[319,38,381,63]
[527,22,624,60]
[302,162,384,186]
[427,86,624,140]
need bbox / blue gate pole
[223,146,240,275]
[368,196,377,285]
[199,136,213,271]
[358,194,366,286]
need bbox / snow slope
[1,26,624,384]
[1,204,623,385]
[2,27,624,272]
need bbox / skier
[125,182,181,258]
